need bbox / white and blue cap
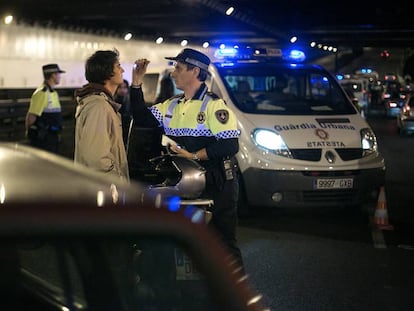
[165,48,210,72]
[42,63,65,74]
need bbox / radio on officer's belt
[223,159,233,180]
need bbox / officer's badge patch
[215,109,229,124]
[197,112,206,124]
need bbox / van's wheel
[237,175,251,218]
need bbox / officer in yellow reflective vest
[25,64,65,154]
[129,49,244,268]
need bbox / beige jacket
[74,91,129,182]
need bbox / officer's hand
[132,58,150,85]
[168,143,182,154]
[169,144,193,160]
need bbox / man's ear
[193,66,200,77]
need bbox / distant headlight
[251,129,292,158]
[361,128,378,156]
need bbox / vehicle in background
[382,75,408,117]
[382,74,403,103]
[337,76,369,117]
[202,47,385,214]
[0,143,268,311]
[397,94,414,136]
[384,93,407,118]
[368,79,385,108]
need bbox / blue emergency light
[213,46,306,63]
[286,49,306,62]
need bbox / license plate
[175,248,202,280]
[314,178,353,189]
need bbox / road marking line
[397,244,414,250]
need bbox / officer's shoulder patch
[215,109,229,124]
[207,91,220,100]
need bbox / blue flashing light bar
[214,47,255,60]
[286,49,306,62]
[213,46,305,63]
[214,47,239,58]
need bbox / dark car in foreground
[0,143,269,311]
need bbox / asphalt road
[238,111,414,311]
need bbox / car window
[4,236,223,311]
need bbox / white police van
[204,47,386,212]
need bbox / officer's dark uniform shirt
[130,83,240,171]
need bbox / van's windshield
[217,66,357,115]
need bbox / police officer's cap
[42,64,66,74]
[165,48,210,72]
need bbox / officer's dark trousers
[30,132,61,154]
[203,176,244,268]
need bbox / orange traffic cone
[374,186,394,230]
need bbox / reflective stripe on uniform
[29,84,62,115]
[149,91,239,139]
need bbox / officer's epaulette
[206,91,220,100]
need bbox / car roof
[0,142,144,205]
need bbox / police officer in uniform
[129,49,244,268]
[25,63,65,154]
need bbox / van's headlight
[361,128,378,156]
[252,129,292,158]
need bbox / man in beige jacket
[74,49,129,182]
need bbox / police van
[201,47,385,212]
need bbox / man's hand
[132,58,150,85]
